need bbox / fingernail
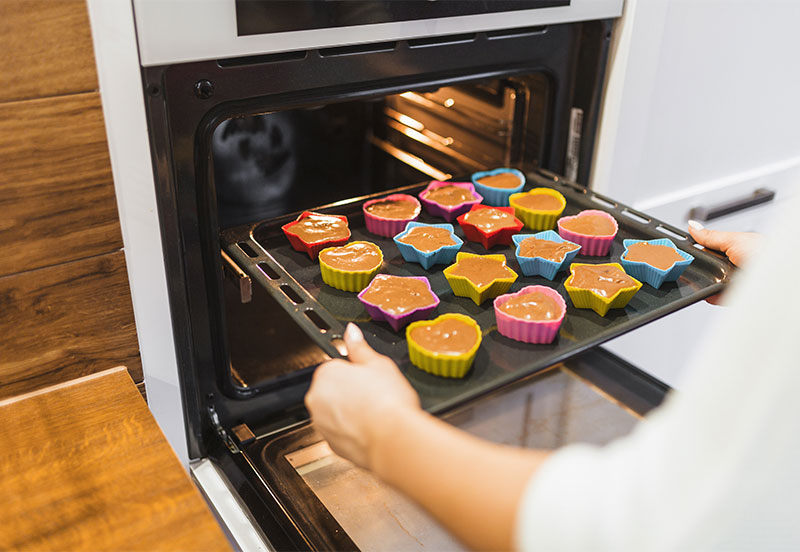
[345,323,364,343]
[688,220,704,231]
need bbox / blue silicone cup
[393,222,464,270]
[471,168,525,206]
[512,230,582,280]
[620,238,695,289]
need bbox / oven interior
[213,75,551,229]
[141,18,613,462]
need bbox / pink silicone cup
[493,285,566,344]
[418,181,484,222]
[557,209,619,256]
[357,275,439,331]
[362,194,422,238]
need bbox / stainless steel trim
[191,458,274,552]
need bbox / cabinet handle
[689,188,775,222]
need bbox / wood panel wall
[0,0,142,399]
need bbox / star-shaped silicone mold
[418,181,483,222]
[512,230,581,280]
[443,252,518,305]
[358,274,439,331]
[281,211,350,259]
[393,222,463,270]
[619,238,694,289]
[557,209,618,256]
[457,204,524,249]
[564,262,642,316]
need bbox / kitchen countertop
[0,367,230,551]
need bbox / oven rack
[221,170,733,414]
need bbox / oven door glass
[242,349,663,550]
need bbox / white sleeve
[515,189,800,551]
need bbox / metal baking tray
[222,170,733,413]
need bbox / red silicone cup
[418,181,484,222]
[362,194,422,238]
[456,204,524,249]
[556,209,619,256]
[493,285,566,344]
[281,211,351,260]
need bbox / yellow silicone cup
[318,241,383,292]
[564,262,642,316]
[509,188,567,231]
[406,313,482,378]
[443,252,518,305]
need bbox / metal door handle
[689,188,775,222]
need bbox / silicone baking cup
[318,241,383,292]
[620,238,695,289]
[418,181,483,222]
[512,230,581,280]
[471,168,525,206]
[406,313,482,378]
[362,193,421,238]
[557,209,619,256]
[456,205,524,249]
[281,211,351,259]
[393,222,463,270]
[358,275,439,331]
[564,262,642,317]
[509,187,567,230]
[493,285,567,344]
[443,252,518,305]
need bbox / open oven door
[201,346,667,551]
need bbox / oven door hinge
[208,405,241,454]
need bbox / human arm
[305,323,549,551]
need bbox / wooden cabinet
[0,368,230,550]
[0,1,142,398]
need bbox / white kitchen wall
[594,0,800,387]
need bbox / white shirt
[516,190,800,551]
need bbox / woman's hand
[688,220,762,268]
[304,323,421,469]
[688,220,763,305]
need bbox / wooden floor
[0,368,230,551]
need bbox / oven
[89,0,733,548]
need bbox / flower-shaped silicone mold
[393,222,463,270]
[406,313,482,378]
[493,285,567,344]
[443,252,518,305]
[564,262,642,316]
[456,204,524,249]
[557,209,619,256]
[620,238,695,289]
[509,187,567,231]
[512,230,581,280]
[358,274,439,331]
[418,181,483,222]
[471,168,525,206]
[362,193,421,238]
[281,211,351,259]
[318,241,383,292]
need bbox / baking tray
[222,170,733,413]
